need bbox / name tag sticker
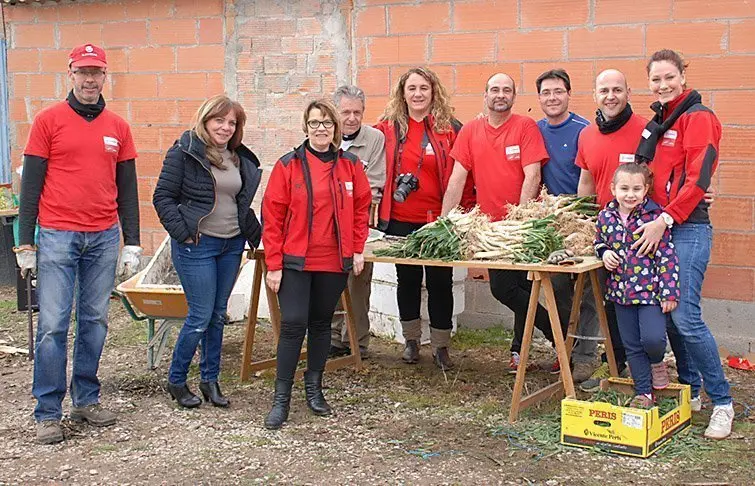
[642,129,652,139]
[619,153,635,164]
[662,129,678,147]
[344,181,353,191]
[505,145,521,161]
[103,136,119,153]
[425,144,435,155]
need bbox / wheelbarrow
[113,273,186,369]
[113,236,187,369]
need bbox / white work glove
[15,249,36,277]
[117,245,143,279]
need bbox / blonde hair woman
[153,95,263,408]
[375,67,474,370]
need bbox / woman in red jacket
[633,49,733,439]
[261,99,371,430]
[375,67,473,370]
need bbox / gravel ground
[0,286,753,485]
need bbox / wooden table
[240,248,364,381]
[240,242,618,422]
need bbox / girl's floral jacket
[594,198,680,306]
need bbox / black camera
[393,173,419,202]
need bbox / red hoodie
[649,90,722,224]
[374,115,475,229]
[262,144,371,273]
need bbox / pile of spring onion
[373,193,598,264]
[373,216,464,261]
[470,215,564,263]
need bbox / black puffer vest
[153,130,262,247]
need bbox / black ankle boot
[304,370,332,416]
[199,381,229,408]
[264,379,293,430]
[167,383,201,408]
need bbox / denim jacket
[594,198,680,305]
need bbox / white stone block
[370,280,400,316]
[372,262,397,284]
[230,260,270,322]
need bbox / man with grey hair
[330,85,386,359]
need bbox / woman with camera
[153,95,262,408]
[375,67,473,371]
[261,99,371,429]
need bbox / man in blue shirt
[537,69,590,194]
[535,69,598,383]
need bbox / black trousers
[386,220,453,330]
[276,269,348,381]
[488,269,569,354]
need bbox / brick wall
[3,0,229,252]
[2,0,754,303]
[354,0,755,302]
[3,0,351,253]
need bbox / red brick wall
[3,0,754,302]
[3,0,352,255]
[354,0,755,302]
[3,0,228,253]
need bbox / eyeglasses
[72,69,106,79]
[307,119,335,129]
[539,89,568,98]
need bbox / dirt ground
[0,285,753,486]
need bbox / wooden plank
[249,246,603,274]
[240,256,264,381]
[519,380,566,410]
[509,277,542,423]
[341,287,363,370]
[541,274,575,398]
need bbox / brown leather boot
[433,347,454,370]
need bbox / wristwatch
[660,212,674,228]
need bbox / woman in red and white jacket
[375,67,474,371]
[261,99,371,430]
[633,49,733,440]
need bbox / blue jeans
[168,234,245,386]
[33,224,120,422]
[615,304,667,395]
[668,223,731,406]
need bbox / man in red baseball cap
[68,43,108,68]
[15,43,142,444]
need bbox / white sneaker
[704,403,734,440]
[690,395,702,412]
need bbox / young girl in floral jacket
[594,162,680,408]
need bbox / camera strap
[396,126,430,176]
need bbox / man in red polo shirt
[15,44,141,444]
[441,72,564,373]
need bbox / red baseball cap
[68,43,108,68]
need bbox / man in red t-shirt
[574,69,651,391]
[576,69,648,208]
[15,44,141,445]
[441,72,564,373]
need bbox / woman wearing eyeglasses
[261,99,372,429]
